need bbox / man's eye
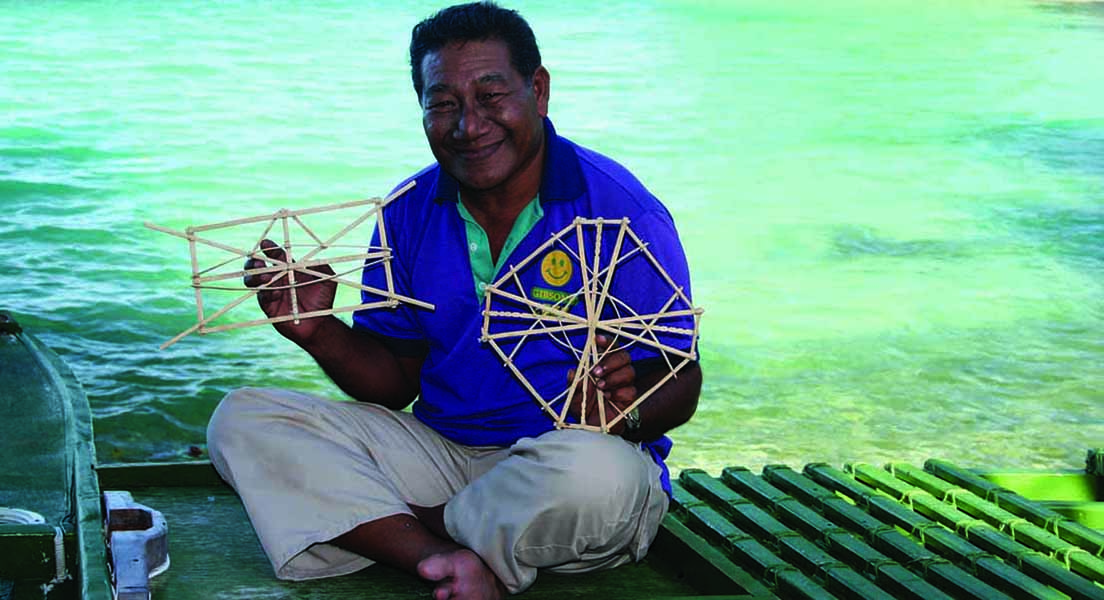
[482,92,504,102]
[427,101,456,112]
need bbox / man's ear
[532,65,550,117]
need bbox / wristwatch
[622,406,641,438]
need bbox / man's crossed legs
[207,387,668,597]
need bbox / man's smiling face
[419,39,549,194]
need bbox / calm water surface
[1,0,1101,475]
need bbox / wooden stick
[187,232,204,329]
[376,202,398,305]
[145,181,415,255]
[280,209,301,323]
[198,301,398,334]
[623,226,693,307]
[195,251,384,285]
[481,320,590,340]
[504,275,545,364]
[292,213,325,247]
[491,218,574,286]
[183,195,388,233]
[479,286,587,333]
[298,180,416,266]
[592,220,628,326]
[201,261,363,292]
[280,263,434,311]
[485,333,563,423]
[598,291,686,357]
[586,222,618,435]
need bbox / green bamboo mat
[670,462,1104,600]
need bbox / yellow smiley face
[540,250,572,287]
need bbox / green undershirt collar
[456,195,544,301]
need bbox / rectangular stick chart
[145,180,433,349]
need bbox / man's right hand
[244,239,338,345]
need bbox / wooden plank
[97,461,225,489]
[652,514,774,597]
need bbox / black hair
[409,1,542,98]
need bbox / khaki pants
[206,387,669,593]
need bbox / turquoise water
[2,1,1101,475]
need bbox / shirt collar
[433,117,584,204]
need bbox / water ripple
[2,0,1101,470]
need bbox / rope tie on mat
[867,523,899,542]
[941,486,970,507]
[812,558,850,575]
[963,550,991,574]
[1003,546,1036,568]
[910,521,944,544]
[900,488,932,509]
[864,557,900,577]
[723,531,755,547]
[764,563,799,589]
[999,517,1031,540]
[1042,514,1068,537]
[819,526,851,546]
[1054,546,1093,570]
[954,518,988,537]
[905,555,952,577]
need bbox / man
[206,2,701,599]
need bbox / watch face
[625,407,640,431]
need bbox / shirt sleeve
[351,207,429,357]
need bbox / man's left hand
[567,335,637,435]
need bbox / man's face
[419,39,549,193]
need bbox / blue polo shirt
[353,118,695,493]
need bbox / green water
[2,1,1101,475]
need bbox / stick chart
[145,180,433,349]
[480,217,704,434]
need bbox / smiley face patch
[540,249,572,287]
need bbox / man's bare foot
[417,548,507,600]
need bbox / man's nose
[453,102,489,140]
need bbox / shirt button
[469,242,478,253]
